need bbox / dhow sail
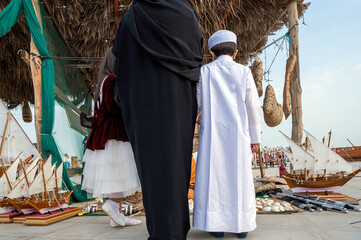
[0,158,20,197]
[303,129,352,173]
[280,131,315,171]
[0,100,39,165]
[8,165,38,199]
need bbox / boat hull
[283,169,361,191]
[7,198,35,211]
[25,191,72,212]
[0,198,13,208]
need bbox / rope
[29,52,104,62]
[263,36,286,78]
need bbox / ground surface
[0,163,360,240]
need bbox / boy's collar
[216,55,233,61]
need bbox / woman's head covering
[112,0,203,82]
[94,48,116,102]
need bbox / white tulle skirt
[81,140,141,198]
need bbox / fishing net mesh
[39,3,92,202]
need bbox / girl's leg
[109,198,122,213]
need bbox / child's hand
[196,112,202,124]
[251,143,260,153]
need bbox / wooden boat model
[283,169,361,191]
[6,154,72,213]
[24,156,72,213]
[0,156,21,208]
[0,98,43,211]
[0,154,39,210]
[6,155,41,211]
[281,130,360,192]
[0,96,72,213]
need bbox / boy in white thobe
[193,30,262,239]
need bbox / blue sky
[11,0,361,148]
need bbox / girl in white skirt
[82,49,141,227]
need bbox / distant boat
[331,146,361,161]
[280,130,361,193]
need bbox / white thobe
[193,55,262,233]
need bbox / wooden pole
[258,147,265,178]
[346,138,354,147]
[114,0,119,28]
[0,158,12,191]
[30,0,43,153]
[41,163,48,199]
[288,0,303,144]
[0,113,10,156]
[327,130,332,148]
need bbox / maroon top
[86,74,129,150]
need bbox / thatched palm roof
[0,0,309,107]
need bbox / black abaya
[112,1,203,239]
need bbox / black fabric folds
[112,1,203,240]
[113,0,203,82]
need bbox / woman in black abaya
[112,0,203,239]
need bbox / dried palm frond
[0,0,309,106]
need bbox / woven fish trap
[250,56,263,97]
[283,55,297,119]
[22,101,32,123]
[263,85,283,127]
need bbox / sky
[11,0,361,149]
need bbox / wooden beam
[19,49,30,66]
[288,0,303,144]
[54,85,81,115]
[30,0,43,153]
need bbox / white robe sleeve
[245,69,262,144]
[196,74,202,116]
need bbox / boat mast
[20,160,30,187]
[0,114,12,191]
[41,161,48,199]
[328,130,332,148]
[0,158,12,191]
[346,138,354,147]
[0,113,9,157]
[54,165,60,201]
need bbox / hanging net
[0,0,93,202]
[39,2,92,202]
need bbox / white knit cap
[208,30,237,50]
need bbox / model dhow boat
[0,99,71,213]
[24,155,72,213]
[281,130,360,192]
